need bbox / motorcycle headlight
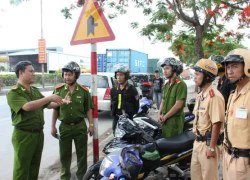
[99,157,113,176]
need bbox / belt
[195,135,206,142]
[62,120,83,126]
[224,144,250,158]
[15,127,43,133]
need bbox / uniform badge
[209,89,215,97]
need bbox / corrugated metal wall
[106,49,148,73]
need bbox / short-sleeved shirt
[53,83,93,123]
[161,77,187,137]
[193,85,225,136]
[153,78,163,92]
[225,81,250,149]
[6,83,45,130]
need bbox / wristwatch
[209,147,215,152]
[89,123,94,127]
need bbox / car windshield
[78,75,110,88]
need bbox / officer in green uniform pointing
[51,61,94,180]
[158,57,187,138]
[6,61,65,180]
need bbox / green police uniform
[54,83,93,180]
[161,77,187,138]
[6,83,45,180]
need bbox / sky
[0,0,173,60]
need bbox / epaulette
[209,89,215,97]
[31,86,38,89]
[55,84,65,89]
[11,85,18,90]
[80,85,89,91]
[175,79,181,84]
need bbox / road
[0,91,112,180]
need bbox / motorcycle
[83,98,196,180]
[99,130,195,179]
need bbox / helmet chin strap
[65,79,77,86]
[230,75,246,85]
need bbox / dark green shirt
[53,83,93,123]
[6,83,45,130]
[161,77,187,138]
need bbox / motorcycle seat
[155,130,195,154]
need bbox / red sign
[71,0,115,45]
[38,39,46,63]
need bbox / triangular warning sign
[71,0,115,45]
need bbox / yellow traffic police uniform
[223,81,250,180]
[191,85,225,180]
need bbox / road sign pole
[91,43,99,163]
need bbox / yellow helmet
[222,48,250,77]
[194,58,218,76]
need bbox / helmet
[222,48,250,77]
[193,59,218,83]
[62,61,81,79]
[176,61,184,75]
[160,57,179,72]
[113,63,130,80]
[187,98,195,112]
[209,55,225,73]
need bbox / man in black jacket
[110,64,139,133]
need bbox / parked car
[77,72,142,111]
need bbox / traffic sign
[38,39,46,63]
[71,0,115,45]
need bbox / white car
[77,72,142,111]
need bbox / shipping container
[147,58,159,73]
[106,49,148,73]
[97,54,107,72]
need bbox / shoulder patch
[209,89,215,97]
[55,84,65,89]
[80,85,89,91]
[11,85,18,90]
[31,86,38,89]
[175,79,181,84]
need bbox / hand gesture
[51,126,58,138]
[50,94,63,105]
[62,92,71,104]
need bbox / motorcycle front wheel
[83,160,103,180]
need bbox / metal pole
[91,43,99,163]
[40,0,45,88]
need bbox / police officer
[6,61,63,180]
[51,61,94,180]
[110,64,139,133]
[191,59,225,180]
[222,48,250,180]
[210,55,236,108]
[159,57,187,138]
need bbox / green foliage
[0,73,63,87]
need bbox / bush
[0,73,64,87]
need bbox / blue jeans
[153,92,162,109]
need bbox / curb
[38,128,113,180]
